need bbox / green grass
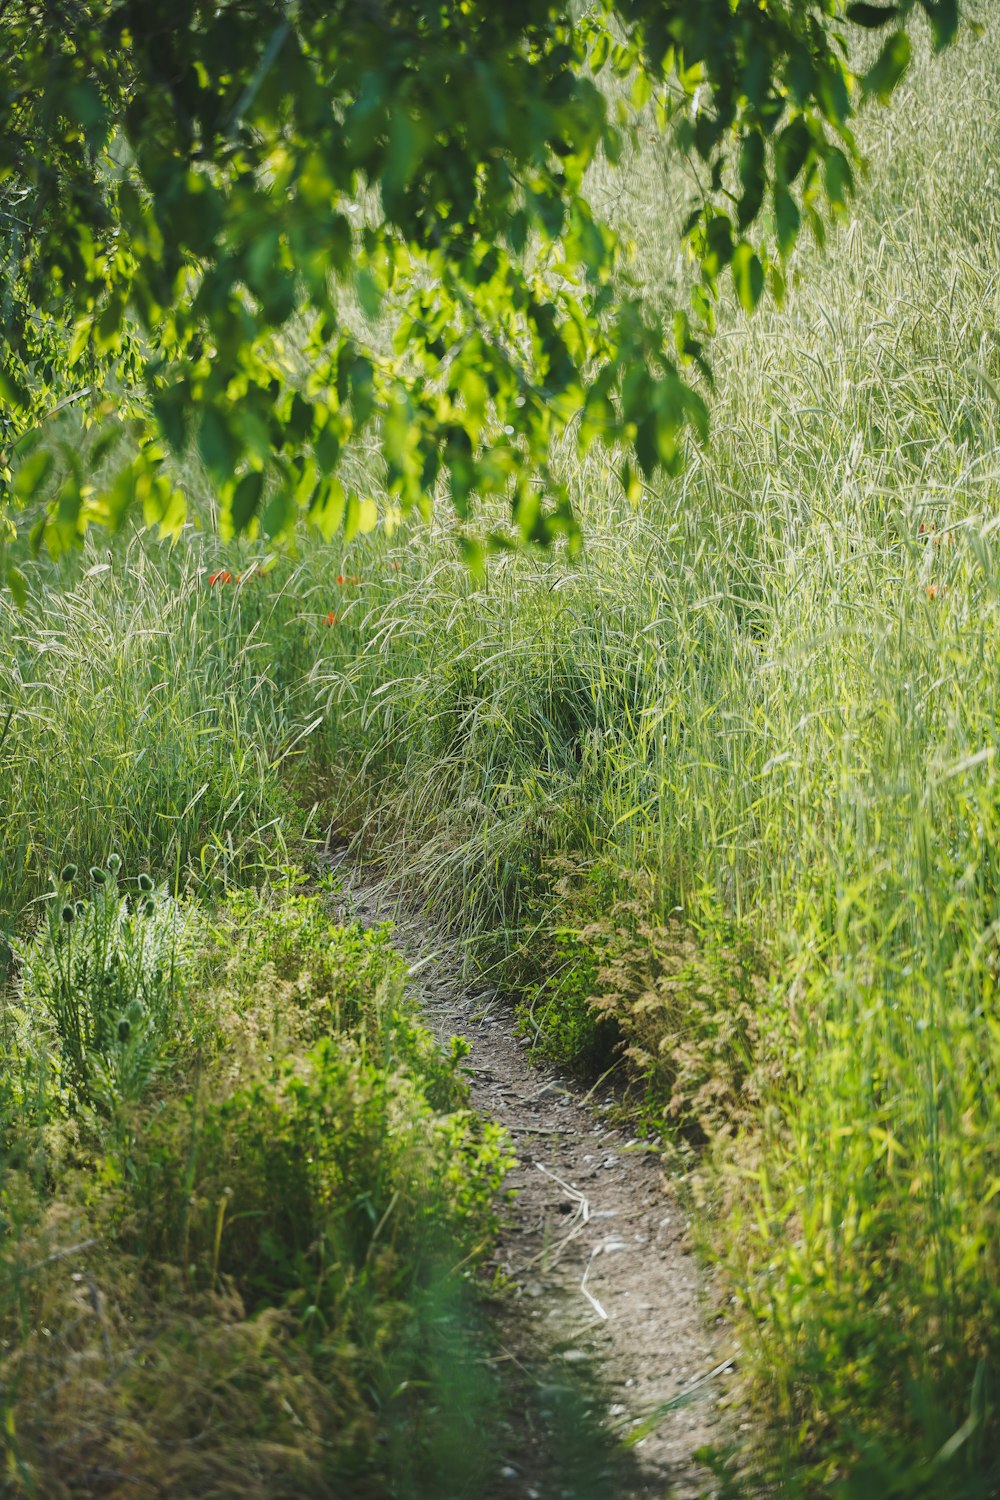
[265,20,999,1491]
[1,874,515,1499]
[2,12,1000,1497]
[0,540,325,956]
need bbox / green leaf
[704,214,735,276]
[731,243,765,314]
[862,31,912,100]
[231,470,264,532]
[620,459,642,505]
[846,2,900,26]
[310,476,346,540]
[7,565,27,609]
[921,0,958,49]
[634,411,659,479]
[314,422,341,473]
[631,70,652,109]
[13,447,54,503]
[0,367,31,411]
[775,117,813,186]
[458,534,486,581]
[143,476,187,538]
[817,60,851,124]
[343,491,377,541]
[774,185,801,259]
[825,149,854,211]
[153,384,189,453]
[262,487,297,540]
[197,408,241,479]
[690,283,715,333]
[589,30,611,75]
[737,133,766,231]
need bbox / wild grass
[2,12,999,1496]
[0,542,327,961]
[0,878,514,1499]
[255,19,999,1491]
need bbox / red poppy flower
[337,574,344,585]
[209,570,233,586]
[326,611,339,626]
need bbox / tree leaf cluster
[0,0,965,577]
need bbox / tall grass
[254,19,999,1489]
[2,13,999,1493]
[0,542,335,954]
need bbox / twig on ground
[580,1245,608,1322]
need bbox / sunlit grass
[2,14,999,1493]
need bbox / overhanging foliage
[0,0,963,592]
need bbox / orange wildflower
[326,611,339,626]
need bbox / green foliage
[0,544,312,933]
[511,858,768,1142]
[1,882,515,1498]
[1,18,998,1493]
[208,886,476,1112]
[138,1035,506,1311]
[235,24,997,1492]
[511,857,623,1077]
[12,860,195,1112]
[0,0,969,582]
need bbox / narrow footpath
[331,850,730,1499]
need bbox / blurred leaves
[0,0,970,588]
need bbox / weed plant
[11,859,194,1114]
[0,546,317,944]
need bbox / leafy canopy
[0,0,962,594]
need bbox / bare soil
[330,850,730,1499]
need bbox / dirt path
[331,851,729,1499]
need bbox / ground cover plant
[1,871,515,1498]
[1,4,999,1500]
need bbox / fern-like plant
[18,859,193,1112]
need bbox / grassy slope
[2,14,999,1496]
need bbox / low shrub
[512,857,768,1143]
